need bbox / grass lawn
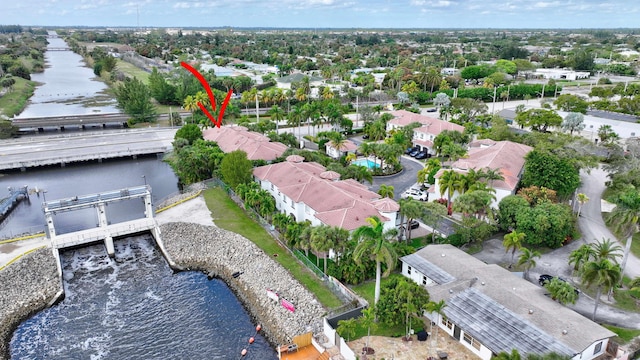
[602,324,640,343]
[115,59,150,83]
[0,77,37,117]
[203,187,342,309]
[350,273,405,306]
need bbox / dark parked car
[362,134,370,139]
[539,274,580,295]
[426,108,437,112]
[405,147,416,154]
[415,151,428,160]
[409,148,421,157]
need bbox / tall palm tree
[425,300,446,353]
[503,230,525,267]
[591,238,623,263]
[438,170,460,212]
[353,216,398,305]
[605,188,640,280]
[479,167,504,188]
[359,306,378,351]
[287,104,304,138]
[580,258,622,320]
[268,105,285,131]
[517,248,541,281]
[310,225,334,274]
[576,193,589,217]
[377,184,395,199]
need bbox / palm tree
[479,167,504,188]
[310,225,334,274]
[605,188,640,281]
[494,349,522,360]
[345,153,357,164]
[503,230,525,267]
[268,105,285,131]
[545,277,578,305]
[353,216,398,305]
[581,258,622,320]
[359,306,378,352]
[591,238,623,263]
[576,193,589,217]
[399,198,423,242]
[517,248,541,281]
[569,244,596,272]
[438,170,460,212]
[425,300,446,353]
[377,184,395,199]
[336,318,357,342]
[287,104,304,138]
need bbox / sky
[3,0,639,29]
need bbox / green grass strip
[203,187,342,309]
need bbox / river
[15,31,118,118]
[6,32,278,359]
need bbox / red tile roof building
[432,140,533,207]
[203,126,287,161]
[253,157,398,231]
[384,110,464,155]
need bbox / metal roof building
[401,244,616,360]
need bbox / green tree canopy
[174,123,203,145]
[520,150,581,200]
[114,76,158,124]
[220,150,253,189]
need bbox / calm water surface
[16,32,118,118]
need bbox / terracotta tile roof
[413,139,434,148]
[315,200,390,231]
[319,171,341,180]
[372,197,401,212]
[253,160,398,229]
[203,126,287,161]
[414,120,465,137]
[437,140,533,191]
[387,110,464,137]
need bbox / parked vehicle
[405,147,416,155]
[409,148,421,157]
[415,151,429,160]
[426,108,437,112]
[401,188,428,201]
[539,274,580,295]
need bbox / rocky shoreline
[159,222,326,346]
[0,221,326,359]
[0,249,59,360]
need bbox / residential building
[385,111,465,156]
[531,69,590,81]
[325,140,358,159]
[203,126,287,161]
[431,140,532,206]
[253,156,398,231]
[401,244,616,360]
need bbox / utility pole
[355,95,359,129]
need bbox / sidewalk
[0,235,49,269]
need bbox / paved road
[0,128,177,170]
[578,165,640,279]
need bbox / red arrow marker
[180,61,233,128]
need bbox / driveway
[578,165,640,279]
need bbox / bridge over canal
[0,128,177,171]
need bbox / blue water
[352,158,379,169]
[9,235,278,360]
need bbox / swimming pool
[352,158,380,169]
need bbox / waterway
[10,235,277,360]
[16,31,118,118]
[0,157,179,238]
[6,31,279,359]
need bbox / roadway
[0,128,177,171]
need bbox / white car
[401,188,428,201]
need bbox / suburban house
[401,244,616,360]
[431,140,533,206]
[384,110,465,155]
[412,120,465,156]
[253,156,399,231]
[325,139,358,159]
[202,126,288,161]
